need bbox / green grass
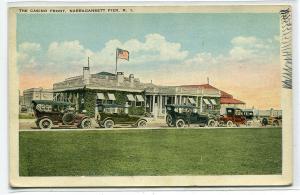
[19,113,35,119]
[19,128,282,176]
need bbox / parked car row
[30,100,282,130]
[165,105,282,128]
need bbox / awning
[126,94,135,101]
[188,97,196,104]
[97,93,105,100]
[136,95,145,102]
[203,99,211,105]
[107,93,116,100]
[210,99,217,105]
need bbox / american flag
[117,48,129,61]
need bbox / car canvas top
[32,100,75,106]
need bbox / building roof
[94,71,115,76]
[220,97,245,104]
[181,84,244,104]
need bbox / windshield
[235,109,243,116]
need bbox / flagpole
[115,48,118,74]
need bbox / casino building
[52,66,244,117]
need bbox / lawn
[19,128,282,176]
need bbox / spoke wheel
[39,118,53,130]
[226,121,234,127]
[273,120,279,127]
[166,114,174,127]
[207,119,216,127]
[104,119,114,129]
[81,118,92,129]
[137,120,147,128]
[176,119,185,128]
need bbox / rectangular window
[136,101,142,107]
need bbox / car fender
[135,118,147,125]
[78,116,90,124]
[137,117,148,122]
[101,117,115,125]
[37,116,52,121]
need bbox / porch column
[159,95,163,115]
[152,95,155,114]
[164,96,168,106]
[174,95,177,105]
[179,95,182,105]
[152,95,157,119]
[144,95,147,112]
[200,96,203,113]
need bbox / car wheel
[176,119,185,128]
[166,114,174,127]
[62,112,75,125]
[261,118,268,126]
[226,121,234,127]
[273,120,279,127]
[137,119,147,128]
[218,121,224,127]
[207,119,216,127]
[81,118,92,129]
[246,121,252,126]
[104,119,114,129]
[39,118,53,130]
[95,113,101,121]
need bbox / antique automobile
[243,109,255,126]
[261,115,282,127]
[165,104,216,128]
[96,103,148,128]
[32,100,92,129]
[219,107,247,127]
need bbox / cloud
[18,34,281,109]
[46,41,93,73]
[17,33,189,74]
[91,33,188,66]
[17,42,41,69]
[231,36,258,46]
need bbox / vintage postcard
[9,5,293,187]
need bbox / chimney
[117,72,124,85]
[83,57,90,85]
[270,108,274,117]
[129,74,134,87]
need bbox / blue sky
[17,12,281,109]
[17,13,279,56]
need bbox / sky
[17,13,281,109]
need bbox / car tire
[104,119,114,129]
[226,121,234,127]
[176,119,185,128]
[273,120,279,127]
[39,118,53,130]
[95,113,101,121]
[137,119,147,128]
[261,118,268,126]
[218,121,224,127]
[246,121,252,126]
[207,119,216,127]
[166,114,174,127]
[81,118,92,129]
[62,112,75,125]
